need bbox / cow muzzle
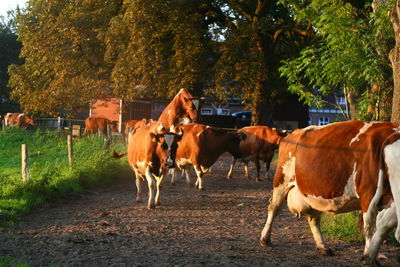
[165,158,175,168]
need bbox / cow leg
[265,152,274,180]
[227,157,237,179]
[134,172,144,203]
[170,169,177,185]
[244,161,251,179]
[194,165,205,190]
[307,215,333,256]
[183,168,192,185]
[362,203,397,266]
[254,157,261,182]
[145,167,156,209]
[260,185,288,246]
[155,175,164,206]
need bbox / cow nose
[165,158,175,168]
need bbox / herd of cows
[2,88,400,265]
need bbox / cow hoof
[259,238,272,247]
[155,202,161,206]
[318,247,334,256]
[147,204,156,209]
[361,255,381,267]
[136,198,143,203]
[198,187,206,191]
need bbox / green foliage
[0,256,30,267]
[0,128,130,226]
[8,0,122,116]
[279,0,394,120]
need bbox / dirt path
[1,154,399,266]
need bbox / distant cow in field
[123,119,149,143]
[170,123,246,190]
[226,126,287,182]
[84,117,117,136]
[158,88,203,130]
[127,120,183,209]
[4,113,36,128]
[258,120,400,266]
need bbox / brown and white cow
[158,88,202,130]
[128,121,183,209]
[5,113,36,128]
[123,119,149,143]
[84,117,118,136]
[226,126,287,182]
[259,120,400,265]
[170,123,246,190]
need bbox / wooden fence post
[127,126,132,144]
[22,144,29,183]
[98,127,102,138]
[1,118,5,129]
[67,135,73,166]
[57,116,61,131]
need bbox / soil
[1,154,399,267]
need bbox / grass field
[0,127,130,227]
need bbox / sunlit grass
[0,127,130,226]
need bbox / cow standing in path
[170,123,245,190]
[226,126,286,182]
[84,117,117,137]
[128,121,182,209]
[158,88,202,131]
[258,120,400,265]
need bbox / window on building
[318,117,329,126]
[201,108,213,115]
[220,109,230,115]
[337,96,346,105]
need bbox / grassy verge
[0,127,130,227]
[321,211,364,242]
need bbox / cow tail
[364,139,388,237]
[112,150,127,159]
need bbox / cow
[258,120,400,265]
[158,88,202,131]
[226,126,287,182]
[84,117,118,137]
[128,120,183,209]
[5,113,36,128]
[123,119,149,143]
[170,123,246,190]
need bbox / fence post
[1,118,5,129]
[127,126,132,144]
[98,127,102,138]
[22,144,29,183]
[119,99,123,133]
[67,135,73,166]
[57,116,61,131]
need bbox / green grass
[0,256,30,267]
[321,211,364,242]
[0,127,130,227]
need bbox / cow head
[151,129,183,169]
[26,115,36,126]
[181,96,204,124]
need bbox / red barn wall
[91,97,120,122]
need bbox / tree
[389,0,400,123]
[279,0,394,121]
[8,0,122,116]
[104,0,214,100]
[0,10,23,114]
[209,0,313,124]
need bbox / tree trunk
[347,90,359,120]
[390,1,400,123]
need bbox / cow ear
[237,132,246,141]
[183,97,190,103]
[150,132,158,143]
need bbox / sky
[0,0,27,18]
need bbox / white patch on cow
[393,127,400,132]
[302,125,322,132]
[178,88,185,94]
[157,123,165,133]
[384,139,400,241]
[170,124,176,132]
[287,184,312,218]
[177,158,192,167]
[304,193,359,214]
[135,160,149,174]
[349,122,374,146]
[17,113,24,118]
[168,109,172,117]
[343,162,359,198]
[180,117,191,125]
[196,129,204,137]
[282,152,296,183]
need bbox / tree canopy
[6,0,399,123]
